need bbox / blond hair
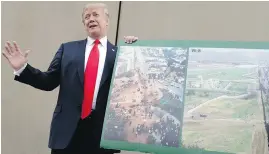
[81,3,109,22]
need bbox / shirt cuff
[14,63,28,76]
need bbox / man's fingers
[124,36,128,43]
[126,36,132,44]
[13,41,21,53]
[5,44,12,55]
[13,41,25,56]
[124,36,138,44]
[2,52,9,60]
[128,36,133,43]
[6,41,14,54]
[24,50,31,57]
[124,36,132,43]
[11,41,30,57]
[131,37,138,43]
[2,50,11,59]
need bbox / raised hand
[124,36,138,44]
[2,41,30,71]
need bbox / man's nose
[89,16,95,22]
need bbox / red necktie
[81,39,100,119]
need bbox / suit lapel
[99,41,117,87]
[77,39,87,87]
[77,39,117,88]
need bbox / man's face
[83,7,108,39]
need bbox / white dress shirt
[14,36,108,110]
[85,36,107,109]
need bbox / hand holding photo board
[101,40,269,154]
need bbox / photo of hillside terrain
[183,48,269,153]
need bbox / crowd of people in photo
[147,116,181,147]
[104,103,181,147]
[103,47,188,147]
[103,107,128,141]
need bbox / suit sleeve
[14,44,64,91]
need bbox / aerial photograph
[182,47,269,153]
[103,46,188,147]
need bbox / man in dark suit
[2,3,138,154]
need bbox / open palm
[2,41,30,71]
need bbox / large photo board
[101,40,269,154]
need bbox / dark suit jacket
[14,39,120,153]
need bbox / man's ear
[106,17,109,27]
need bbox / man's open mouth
[89,25,97,28]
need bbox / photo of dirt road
[103,46,188,147]
[182,48,269,153]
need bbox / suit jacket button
[77,105,81,110]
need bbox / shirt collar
[87,36,107,47]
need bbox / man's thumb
[24,50,31,57]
